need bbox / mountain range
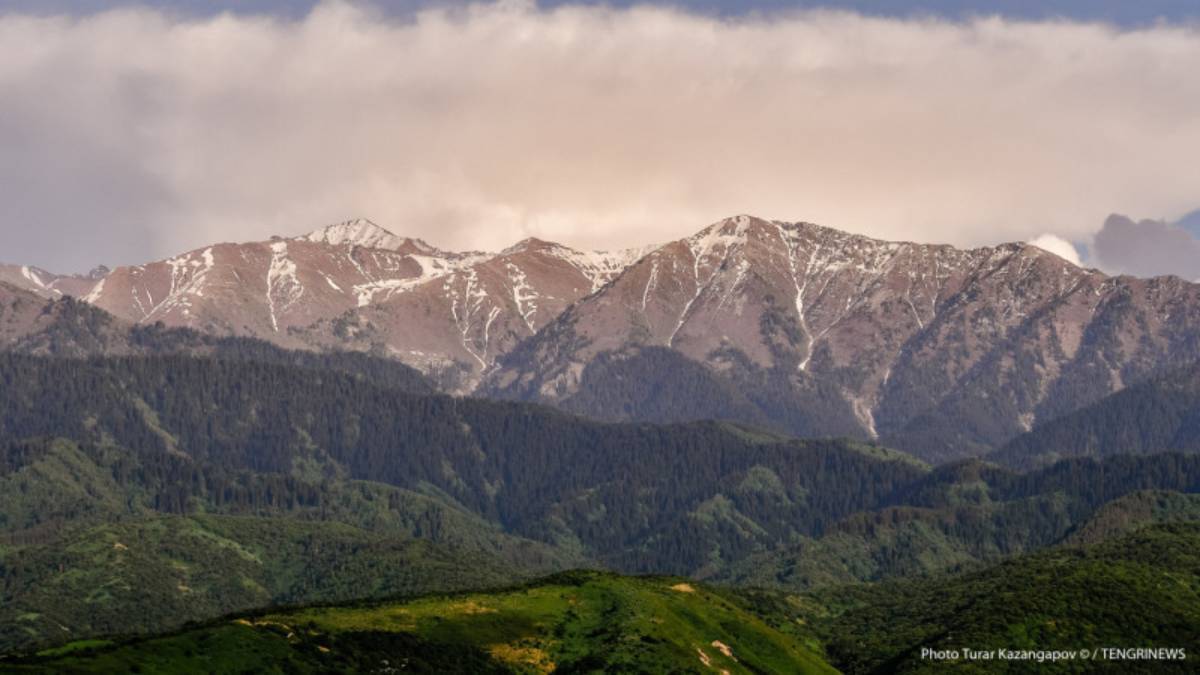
[4,213,1200,670]
[4,214,1200,462]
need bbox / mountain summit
[486,215,1200,461]
[299,218,440,255]
[56,219,647,391]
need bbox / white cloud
[1027,234,1082,266]
[1,1,1199,272]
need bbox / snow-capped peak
[501,237,557,255]
[300,219,436,253]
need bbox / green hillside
[0,354,927,577]
[12,525,1199,674]
[814,523,1200,673]
[1062,490,1200,545]
[0,434,583,653]
[0,436,580,570]
[713,455,1200,592]
[0,514,565,652]
[4,353,1200,662]
[5,572,837,674]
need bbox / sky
[3,1,1198,24]
[1,0,1199,275]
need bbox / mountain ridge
[5,214,1200,460]
[487,215,1200,461]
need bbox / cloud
[1178,209,1200,237]
[1027,234,1082,266]
[1,1,1200,272]
[1090,214,1200,281]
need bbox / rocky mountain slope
[487,215,1200,461]
[0,283,50,345]
[77,219,642,391]
[8,213,1200,460]
[297,234,647,390]
[0,264,106,299]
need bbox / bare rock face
[80,218,646,391]
[0,282,135,355]
[10,212,1199,461]
[0,264,103,299]
[85,220,445,347]
[297,236,648,391]
[0,282,51,345]
[486,215,1200,461]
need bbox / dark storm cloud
[1091,214,1200,281]
[1178,210,1200,237]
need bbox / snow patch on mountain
[550,245,656,292]
[137,247,219,322]
[267,241,303,331]
[20,266,49,291]
[669,216,751,345]
[83,277,106,304]
[351,252,490,307]
[446,267,494,368]
[300,218,436,253]
[506,261,538,332]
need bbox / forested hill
[13,524,1200,674]
[813,523,1200,674]
[715,454,1200,591]
[0,353,925,576]
[992,362,1200,469]
[7,571,839,674]
[5,353,1199,583]
[4,353,1200,655]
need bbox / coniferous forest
[1,346,1198,672]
